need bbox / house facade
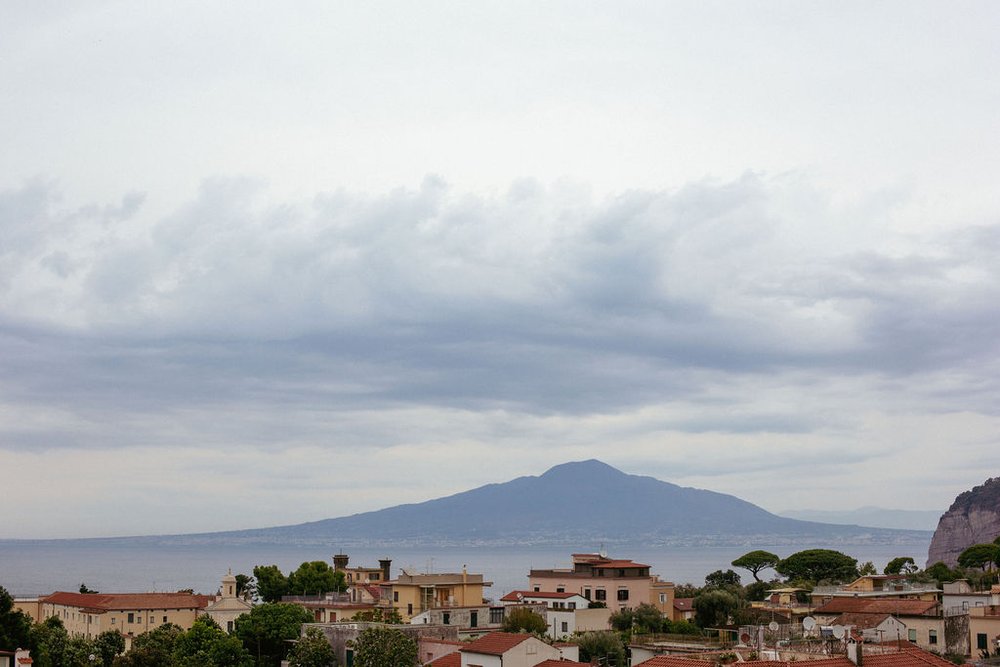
[382,568,492,622]
[527,553,674,613]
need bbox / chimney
[379,558,392,581]
[847,636,863,667]
[333,554,349,571]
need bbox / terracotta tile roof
[500,590,580,601]
[637,657,854,667]
[42,591,213,612]
[814,599,939,616]
[461,632,534,655]
[674,597,695,610]
[427,653,461,667]
[534,661,588,666]
[830,613,894,629]
[863,646,957,667]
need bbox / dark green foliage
[79,583,99,594]
[173,616,252,667]
[743,580,773,602]
[288,627,336,667]
[858,561,877,576]
[775,549,858,583]
[28,616,71,667]
[575,631,627,667]
[234,602,313,667]
[884,557,917,575]
[353,608,402,624]
[957,543,1000,571]
[253,566,290,604]
[113,623,183,667]
[731,551,780,582]
[673,584,702,598]
[94,630,126,666]
[351,626,417,667]
[287,562,347,596]
[705,569,741,589]
[0,585,32,654]
[610,603,666,633]
[922,561,960,583]
[235,575,256,602]
[501,607,548,634]
[693,590,738,628]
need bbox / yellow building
[35,591,213,646]
[382,568,492,622]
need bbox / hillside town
[4,545,1000,667]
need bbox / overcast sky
[2,1,999,538]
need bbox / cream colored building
[528,553,675,614]
[204,571,253,633]
[382,568,492,622]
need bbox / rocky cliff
[926,477,1000,567]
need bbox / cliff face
[926,477,1000,567]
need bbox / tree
[235,575,256,602]
[958,544,1000,572]
[923,561,960,583]
[79,583,99,594]
[287,562,346,596]
[611,603,665,634]
[350,625,417,667]
[884,557,917,575]
[0,585,32,655]
[731,551,780,583]
[693,590,738,628]
[94,630,126,667]
[173,616,252,667]
[234,602,313,667]
[28,616,70,667]
[575,631,627,667]
[858,561,877,576]
[501,607,548,634]
[288,627,336,667]
[705,570,741,589]
[775,549,858,583]
[253,565,290,604]
[113,623,183,667]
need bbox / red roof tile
[427,653,461,667]
[674,597,695,610]
[638,657,854,667]
[461,632,534,655]
[830,613,894,629]
[534,661,588,666]
[594,559,651,569]
[42,591,213,612]
[814,599,939,616]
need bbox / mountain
[927,477,1000,567]
[155,459,929,547]
[778,507,943,531]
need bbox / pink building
[528,553,674,614]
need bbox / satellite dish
[769,621,779,632]
[832,625,846,639]
[516,592,524,601]
[803,617,817,631]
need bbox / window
[584,588,591,600]
[407,603,413,616]
[111,618,116,625]
[470,611,478,628]
[618,569,625,577]
[443,612,450,625]
[929,629,937,645]
[490,608,504,624]
[569,602,576,610]
[556,587,565,593]
[595,589,606,601]
[978,633,988,650]
[227,621,233,633]
[617,589,629,601]
[659,593,666,603]
[163,616,167,623]
[908,629,917,642]
[561,622,569,633]
[533,586,540,592]
[128,613,134,624]
[393,592,399,602]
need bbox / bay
[0,539,931,599]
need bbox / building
[673,597,695,622]
[300,621,458,667]
[411,603,544,637]
[0,648,31,667]
[382,568,492,622]
[499,591,589,610]
[812,598,944,653]
[33,591,214,646]
[969,604,1000,656]
[457,632,562,667]
[203,570,253,633]
[527,553,674,614]
[811,576,941,606]
[282,592,376,623]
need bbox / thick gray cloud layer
[3,2,1000,537]
[1,173,999,536]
